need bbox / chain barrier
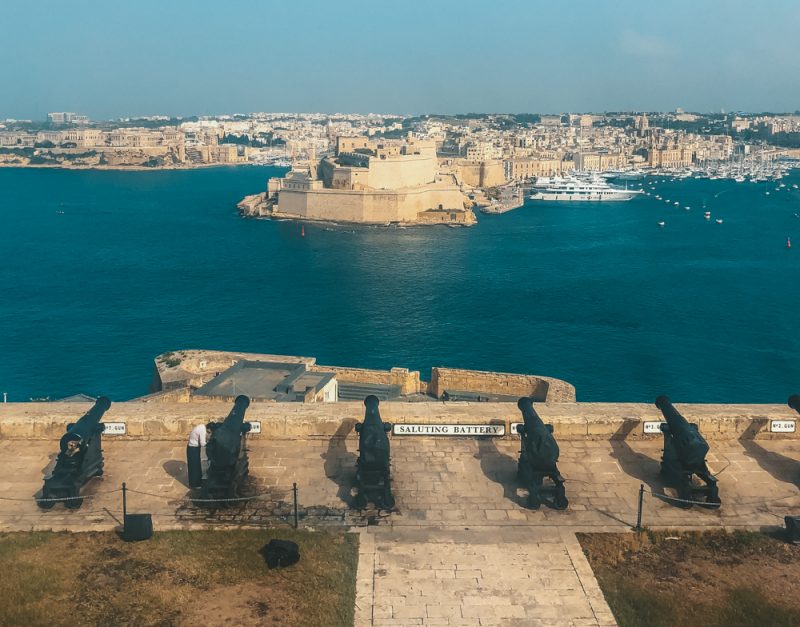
[0,488,122,503]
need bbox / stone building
[265,136,475,225]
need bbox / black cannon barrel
[59,396,111,452]
[358,395,390,468]
[655,394,690,431]
[364,394,382,426]
[212,395,251,455]
[789,395,800,414]
[518,397,546,433]
[655,394,709,469]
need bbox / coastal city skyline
[2,0,800,119]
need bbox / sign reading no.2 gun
[393,424,505,436]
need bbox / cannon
[37,397,111,509]
[655,395,720,507]
[515,397,568,509]
[789,395,800,415]
[353,395,394,509]
[202,395,252,503]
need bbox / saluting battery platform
[37,396,111,509]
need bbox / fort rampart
[1,401,797,441]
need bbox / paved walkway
[3,436,800,626]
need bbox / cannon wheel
[36,496,56,510]
[65,492,84,510]
[553,486,569,510]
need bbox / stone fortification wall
[457,160,507,188]
[274,184,470,224]
[152,350,314,391]
[2,401,798,441]
[311,365,422,395]
[367,154,436,189]
[429,367,576,402]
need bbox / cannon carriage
[353,395,395,510]
[202,395,252,504]
[37,397,111,509]
[655,395,720,508]
[515,397,568,510]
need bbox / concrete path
[355,527,615,626]
[3,437,800,626]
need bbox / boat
[528,175,643,202]
[674,201,679,206]
[684,206,691,210]
[658,221,665,227]
[715,219,723,224]
[704,211,711,220]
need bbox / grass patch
[0,529,358,627]
[578,530,800,627]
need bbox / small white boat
[684,206,691,210]
[658,221,665,227]
[715,219,724,224]
[674,201,679,206]
[704,211,711,220]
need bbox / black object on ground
[259,539,300,569]
[37,396,111,510]
[656,395,721,508]
[353,395,394,510]
[515,397,568,510]
[202,395,252,504]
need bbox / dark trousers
[187,445,202,488]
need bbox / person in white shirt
[187,422,216,488]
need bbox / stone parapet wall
[311,365,421,395]
[1,401,797,442]
[429,367,576,402]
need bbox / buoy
[301,226,305,237]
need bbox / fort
[238,135,477,226]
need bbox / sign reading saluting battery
[392,424,504,436]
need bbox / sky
[2,0,799,120]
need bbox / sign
[643,421,664,435]
[102,422,126,435]
[248,421,262,434]
[771,420,796,433]
[393,424,505,436]
[510,422,523,435]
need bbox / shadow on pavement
[163,459,191,488]
[475,436,525,507]
[322,419,357,507]
[739,422,800,489]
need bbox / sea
[1,166,799,403]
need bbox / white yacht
[529,176,643,202]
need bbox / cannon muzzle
[59,396,111,453]
[789,395,800,414]
[517,397,546,434]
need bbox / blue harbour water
[1,166,799,402]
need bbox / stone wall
[2,401,798,442]
[274,184,470,224]
[429,367,576,402]
[311,365,422,395]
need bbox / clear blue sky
[2,0,798,119]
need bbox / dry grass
[578,530,800,627]
[0,529,358,627]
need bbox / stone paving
[3,436,800,625]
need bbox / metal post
[2,392,6,403]
[293,482,299,529]
[122,482,128,533]
[635,483,644,531]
